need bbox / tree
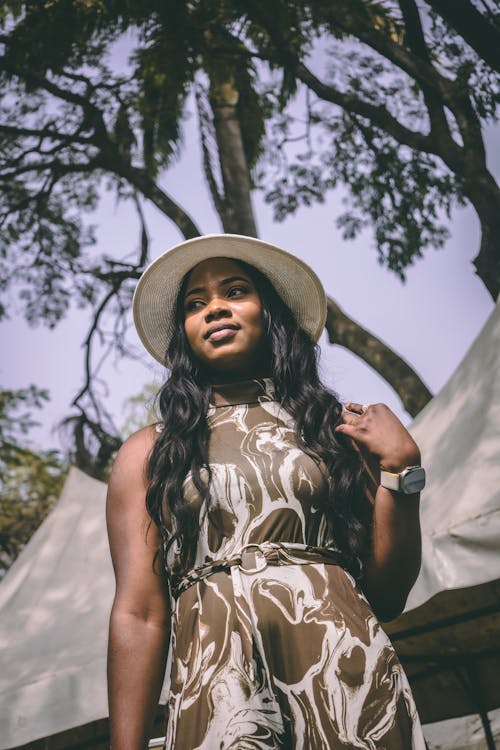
[0,0,497,467]
[255,0,500,299]
[0,387,66,577]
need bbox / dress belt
[170,541,353,599]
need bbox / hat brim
[132,234,327,365]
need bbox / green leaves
[331,119,459,278]
[0,386,66,577]
[264,110,461,279]
[0,386,49,442]
[0,165,99,326]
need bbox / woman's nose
[204,297,231,323]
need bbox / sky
[1,79,498,452]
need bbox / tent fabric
[0,469,113,749]
[380,300,500,733]
[424,708,500,750]
[0,300,499,749]
[404,298,500,611]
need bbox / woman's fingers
[343,402,375,417]
[335,405,364,434]
[344,402,364,414]
[336,401,421,471]
[337,402,373,430]
[338,412,358,427]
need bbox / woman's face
[182,257,268,379]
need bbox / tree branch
[213,34,442,151]
[293,36,482,181]
[0,122,93,145]
[132,192,150,268]
[106,158,201,239]
[72,282,122,420]
[319,0,494,170]
[0,55,109,139]
[67,198,155,475]
[0,158,100,179]
[294,61,435,153]
[196,83,227,219]
[240,1,451,99]
[397,0,453,143]
[424,0,500,73]
[318,0,455,99]
[0,61,203,239]
[326,296,432,417]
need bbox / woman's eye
[228,286,248,297]
[185,299,204,312]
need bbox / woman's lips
[207,327,239,342]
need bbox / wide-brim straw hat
[133,233,327,365]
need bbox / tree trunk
[474,223,500,302]
[326,297,432,417]
[209,74,258,237]
[461,172,500,300]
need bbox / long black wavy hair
[145,261,372,577]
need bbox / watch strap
[380,469,401,492]
[380,465,425,494]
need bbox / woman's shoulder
[108,425,160,493]
[119,423,160,456]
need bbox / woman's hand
[335,401,421,473]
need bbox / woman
[107,234,426,749]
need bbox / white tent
[0,300,499,749]
[405,297,500,611]
[0,469,113,748]
[384,299,500,747]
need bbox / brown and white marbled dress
[162,379,425,749]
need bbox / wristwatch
[380,466,426,494]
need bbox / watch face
[402,467,426,494]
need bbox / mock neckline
[211,378,276,407]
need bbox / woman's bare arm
[106,426,171,750]
[336,402,422,621]
[360,481,421,621]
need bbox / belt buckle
[239,544,268,574]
